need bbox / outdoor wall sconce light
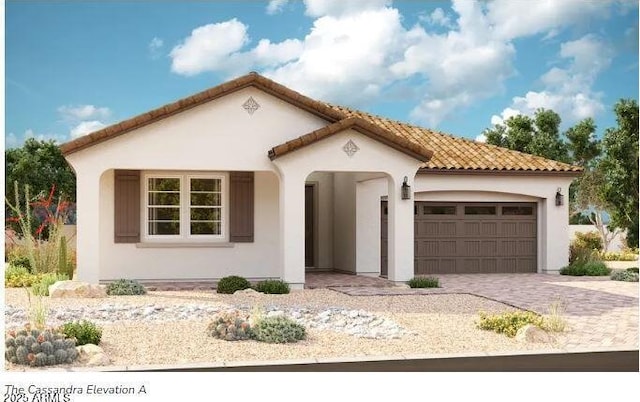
[555,187,564,206]
[401,176,411,200]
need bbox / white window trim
[142,171,229,242]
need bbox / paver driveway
[332,274,639,351]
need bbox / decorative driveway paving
[331,274,639,351]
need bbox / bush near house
[216,276,251,294]
[407,277,440,288]
[610,270,639,282]
[598,251,639,261]
[5,266,41,288]
[59,320,103,346]
[627,267,639,273]
[106,279,147,296]
[560,260,611,276]
[254,280,290,294]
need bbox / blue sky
[5,0,639,148]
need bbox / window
[144,173,226,240]
[424,206,456,215]
[502,206,533,216]
[464,206,496,215]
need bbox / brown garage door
[381,202,537,275]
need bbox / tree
[598,99,639,248]
[5,138,76,234]
[482,109,570,162]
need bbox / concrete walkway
[330,273,638,351]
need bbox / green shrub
[598,251,639,261]
[560,261,611,276]
[573,231,603,252]
[106,279,147,295]
[5,324,78,366]
[252,316,306,344]
[8,254,32,272]
[206,310,252,341]
[59,320,103,346]
[31,273,68,296]
[477,311,544,337]
[216,276,251,294]
[626,267,639,273]
[407,276,439,288]
[254,280,290,294]
[610,270,639,282]
[5,266,39,288]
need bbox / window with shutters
[143,172,227,241]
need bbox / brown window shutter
[229,171,254,242]
[114,170,141,243]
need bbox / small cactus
[16,346,28,365]
[30,329,40,338]
[46,354,56,366]
[66,348,78,362]
[64,339,76,349]
[52,339,65,350]
[5,346,16,361]
[30,342,41,354]
[24,335,36,349]
[15,335,25,346]
[37,334,45,343]
[41,341,53,355]
[54,349,67,364]
[207,309,253,341]
[5,336,16,348]
[35,352,47,367]
[17,329,28,337]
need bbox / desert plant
[254,280,290,294]
[627,267,639,273]
[4,265,41,288]
[106,279,147,295]
[5,325,77,366]
[5,182,72,275]
[560,261,611,276]
[7,249,32,272]
[477,311,544,337]
[573,231,604,252]
[598,251,639,261]
[542,300,567,333]
[610,270,640,282]
[27,291,48,330]
[31,273,68,296]
[57,236,73,279]
[207,309,253,341]
[407,276,440,288]
[251,316,306,344]
[216,275,251,294]
[59,320,103,346]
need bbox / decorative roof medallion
[342,139,360,157]
[242,96,260,115]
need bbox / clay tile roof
[268,116,434,161]
[329,105,583,174]
[59,72,582,174]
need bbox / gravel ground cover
[4,288,563,370]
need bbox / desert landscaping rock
[49,281,107,298]
[77,344,112,366]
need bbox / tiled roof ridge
[329,103,582,172]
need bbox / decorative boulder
[515,324,554,343]
[77,344,111,366]
[233,288,260,296]
[49,281,107,298]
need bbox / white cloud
[266,0,290,15]
[492,34,613,125]
[5,132,20,148]
[168,0,620,128]
[70,121,107,139]
[149,37,164,59]
[58,104,111,122]
[475,133,487,142]
[303,0,391,17]
[170,19,250,76]
[422,8,454,28]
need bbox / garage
[381,202,537,275]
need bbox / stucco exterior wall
[306,172,334,269]
[98,170,281,281]
[332,173,357,273]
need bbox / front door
[305,185,315,267]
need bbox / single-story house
[60,72,582,289]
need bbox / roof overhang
[418,167,583,177]
[268,117,434,162]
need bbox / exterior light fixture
[555,188,564,206]
[401,176,411,200]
